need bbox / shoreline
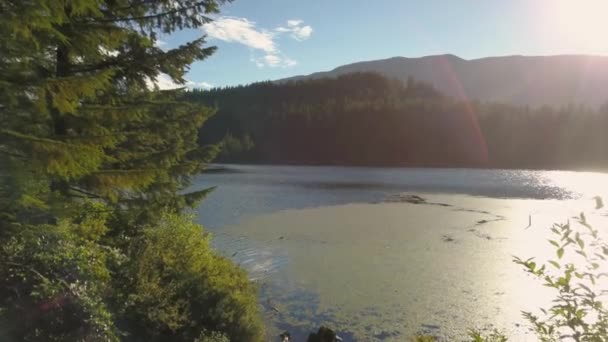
[207,162,608,175]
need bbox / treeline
[186,73,608,170]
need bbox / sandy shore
[215,193,607,341]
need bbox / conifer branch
[95,2,206,23]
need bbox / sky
[159,0,608,89]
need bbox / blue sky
[160,0,608,88]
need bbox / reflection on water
[192,165,608,341]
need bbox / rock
[386,194,427,204]
[441,234,456,243]
[307,326,341,342]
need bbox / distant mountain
[278,54,608,107]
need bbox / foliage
[187,74,608,169]
[0,0,264,340]
[467,329,508,342]
[411,329,508,342]
[114,213,263,341]
[218,132,255,162]
[0,202,121,341]
[514,212,608,341]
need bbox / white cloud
[147,74,213,90]
[252,54,297,68]
[186,80,214,89]
[287,19,303,27]
[202,16,312,68]
[292,25,312,41]
[276,19,313,41]
[262,54,280,66]
[152,74,179,90]
[204,17,276,53]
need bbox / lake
[191,165,608,341]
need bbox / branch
[106,0,159,12]
[70,58,123,74]
[0,149,26,159]
[4,261,50,283]
[95,2,203,23]
[68,186,102,199]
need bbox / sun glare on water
[544,170,608,200]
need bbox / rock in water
[307,326,341,342]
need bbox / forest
[187,72,608,170]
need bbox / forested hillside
[279,54,608,107]
[187,72,608,170]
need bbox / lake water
[193,164,608,228]
[191,165,608,341]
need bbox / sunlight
[543,0,608,50]
[544,170,608,200]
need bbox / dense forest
[187,73,608,170]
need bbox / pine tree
[0,1,263,340]
[1,0,224,211]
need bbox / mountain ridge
[277,54,608,107]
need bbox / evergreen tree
[0,1,263,340]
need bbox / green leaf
[575,232,584,249]
[557,248,564,259]
[549,260,560,269]
[578,283,592,293]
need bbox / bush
[0,204,121,341]
[115,213,264,341]
[0,209,264,341]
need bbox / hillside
[188,73,608,170]
[279,54,608,107]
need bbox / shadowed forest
[187,73,608,170]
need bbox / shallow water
[192,165,608,341]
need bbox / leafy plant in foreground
[467,329,508,342]
[514,212,608,341]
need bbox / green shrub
[468,329,508,342]
[116,213,264,341]
[0,209,264,341]
[0,204,121,341]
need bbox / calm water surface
[193,164,607,228]
[191,165,608,341]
